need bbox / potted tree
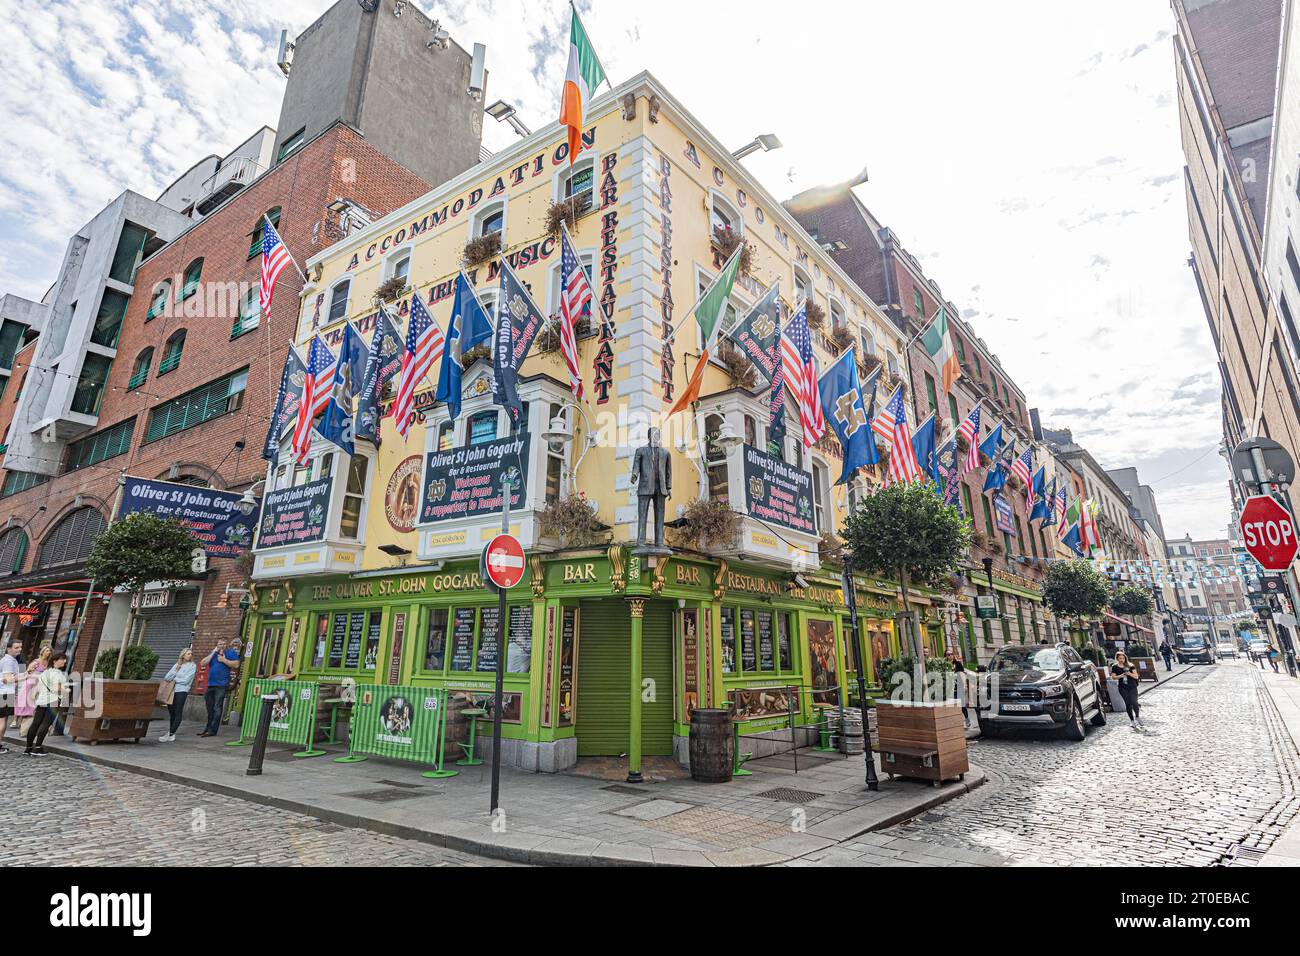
[842,481,971,785]
[72,514,198,743]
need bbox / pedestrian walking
[159,648,196,742]
[199,639,241,737]
[15,644,50,739]
[0,638,22,752]
[1269,646,1281,673]
[24,650,68,756]
[946,651,969,728]
[1159,639,1173,673]
[1110,651,1142,729]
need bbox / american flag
[259,217,295,317]
[393,294,443,440]
[780,304,825,448]
[958,405,981,474]
[291,336,337,465]
[558,228,590,402]
[1010,448,1034,506]
[872,386,921,484]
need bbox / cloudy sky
[0,0,1232,539]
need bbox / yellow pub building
[246,71,957,776]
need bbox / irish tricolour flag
[559,5,606,165]
[669,246,745,417]
[920,306,961,395]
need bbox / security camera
[793,574,810,589]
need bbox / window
[146,282,170,321]
[437,421,454,451]
[813,461,830,534]
[476,205,504,238]
[710,195,740,235]
[128,345,152,390]
[886,351,900,378]
[144,368,248,442]
[109,222,149,285]
[71,354,112,416]
[158,330,186,375]
[91,290,129,348]
[961,484,974,522]
[339,455,369,540]
[545,403,564,505]
[247,207,282,259]
[277,128,305,162]
[179,259,202,301]
[0,471,48,498]
[418,603,532,676]
[387,252,412,285]
[561,160,595,215]
[0,321,27,371]
[65,418,135,473]
[326,279,350,324]
[947,394,959,432]
[0,527,27,575]
[232,287,260,339]
[924,373,938,414]
[468,411,498,447]
[705,414,730,502]
[914,289,925,321]
[859,327,876,358]
[38,507,106,569]
[829,300,846,330]
[718,607,797,676]
[794,267,813,304]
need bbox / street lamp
[731,133,782,160]
[485,100,532,138]
[541,403,599,495]
[713,420,743,453]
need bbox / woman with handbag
[158,648,196,742]
[15,644,51,737]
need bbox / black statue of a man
[631,427,672,550]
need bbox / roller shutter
[576,600,630,756]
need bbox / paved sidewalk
[1252,665,1300,867]
[5,725,986,867]
[1138,659,1195,695]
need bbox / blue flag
[911,412,939,486]
[983,459,1007,493]
[262,346,306,463]
[1031,466,1045,497]
[978,423,1004,461]
[436,272,493,423]
[1029,490,1049,524]
[319,322,369,456]
[1063,522,1085,557]
[355,306,404,447]
[493,262,546,424]
[818,347,879,484]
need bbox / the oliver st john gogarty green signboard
[337,685,455,778]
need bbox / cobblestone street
[0,754,510,867]
[878,661,1300,866]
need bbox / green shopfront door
[576,599,673,758]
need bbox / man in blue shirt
[199,638,242,737]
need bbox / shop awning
[1104,611,1154,635]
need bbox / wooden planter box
[1131,657,1159,682]
[875,699,968,786]
[66,679,160,745]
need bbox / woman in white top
[159,648,197,742]
[24,650,67,756]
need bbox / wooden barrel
[689,709,734,783]
[840,715,865,755]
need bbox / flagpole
[571,1,615,92]
[265,214,306,281]
[659,243,746,348]
[904,303,947,350]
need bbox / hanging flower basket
[670,498,741,551]
[711,225,754,275]
[859,353,882,377]
[540,493,607,548]
[460,343,492,368]
[462,231,503,268]
[375,276,409,303]
[818,531,845,568]
[955,432,970,454]
[719,341,758,391]
[829,325,854,353]
[805,300,826,329]
[546,197,588,237]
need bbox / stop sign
[1240,495,1300,571]
[482,533,526,590]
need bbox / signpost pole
[842,556,879,791]
[1246,446,1300,676]
[489,475,513,815]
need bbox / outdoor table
[456,706,488,766]
[319,698,352,745]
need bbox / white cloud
[0,0,1228,534]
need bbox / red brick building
[0,122,429,680]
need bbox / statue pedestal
[631,546,672,567]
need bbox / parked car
[1216,641,1239,659]
[977,643,1105,741]
[1175,634,1215,664]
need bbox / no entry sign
[482,533,526,590]
[1240,495,1300,571]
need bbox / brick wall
[2,122,430,671]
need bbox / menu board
[739,609,757,672]
[363,611,381,671]
[424,609,448,671]
[344,612,365,669]
[328,613,348,668]
[778,614,792,671]
[388,613,406,684]
[682,608,700,723]
[477,606,500,672]
[720,607,736,674]
[450,608,476,672]
[757,611,775,672]
[558,607,577,726]
[507,605,533,674]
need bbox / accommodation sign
[120,477,259,558]
[419,436,528,524]
[256,477,332,550]
[741,444,815,535]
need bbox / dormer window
[476,204,505,239]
